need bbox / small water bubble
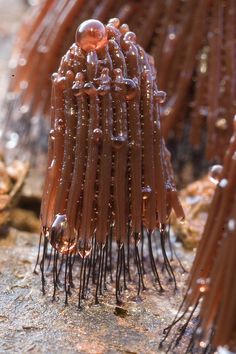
[19,57,27,66]
[49,129,55,140]
[219,178,228,188]
[56,118,65,131]
[154,90,166,104]
[215,118,228,130]
[75,19,107,52]
[50,214,76,254]
[124,79,137,100]
[142,185,152,199]
[228,219,236,231]
[19,80,28,90]
[196,277,209,293]
[208,164,223,184]
[200,341,207,348]
[19,105,29,114]
[123,31,136,43]
[6,132,19,149]
[92,128,103,143]
[119,23,129,35]
[38,45,48,53]
[49,159,56,169]
[112,134,126,149]
[108,18,120,28]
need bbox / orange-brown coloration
[162,117,236,352]
[2,0,236,162]
[38,19,184,306]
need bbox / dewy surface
[1,0,235,161]
[39,18,184,306]
[0,5,193,353]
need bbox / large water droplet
[75,19,107,52]
[50,214,76,254]
[208,164,223,184]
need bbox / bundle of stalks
[161,116,236,353]
[37,19,184,307]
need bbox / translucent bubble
[154,90,166,104]
[112,134,126,149]
[75,19,107,52]
[56,118,65,131]
[92,128,103,143]
[123,31,136,43]
[50,214,76,254]
[142,186,152,199]
[124,79,137,100]
[108,18,120,28]
[208,164,223,184]
[218,178,228,188]
[215,118,228,130]
[196,277,209,293]
[119,23,129,35]
[228,219,236,231]
[49,129,55,140]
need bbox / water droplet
[78,239,92,258]
[219,178,228,188]
[196,277,209,293]
[84,82,97,95]
[92,128,103,143]
[19,57,27,66]
[123,31,136,43]
[19,105,29,114]
[215,118,228,130]
[228,219,236,231]
[119,23,129,35]
[124,79,137,100]
[38,45,48,53]
[154,90,166,104]
[75,19,107,52]
[19,80,28,90]
[112,134,126,149]
[200,341,207,348]
[50,214,76,254]
[208,164,223,184]
[142,186,152,199]
[56,119,65,131]
[108,18,120,28]
[49,129,55,140]
[6,132,19,149]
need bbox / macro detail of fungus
[38,18,184,306]
[2,0,235,163]
[161,117,236,353]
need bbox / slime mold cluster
[38,18,184,306]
